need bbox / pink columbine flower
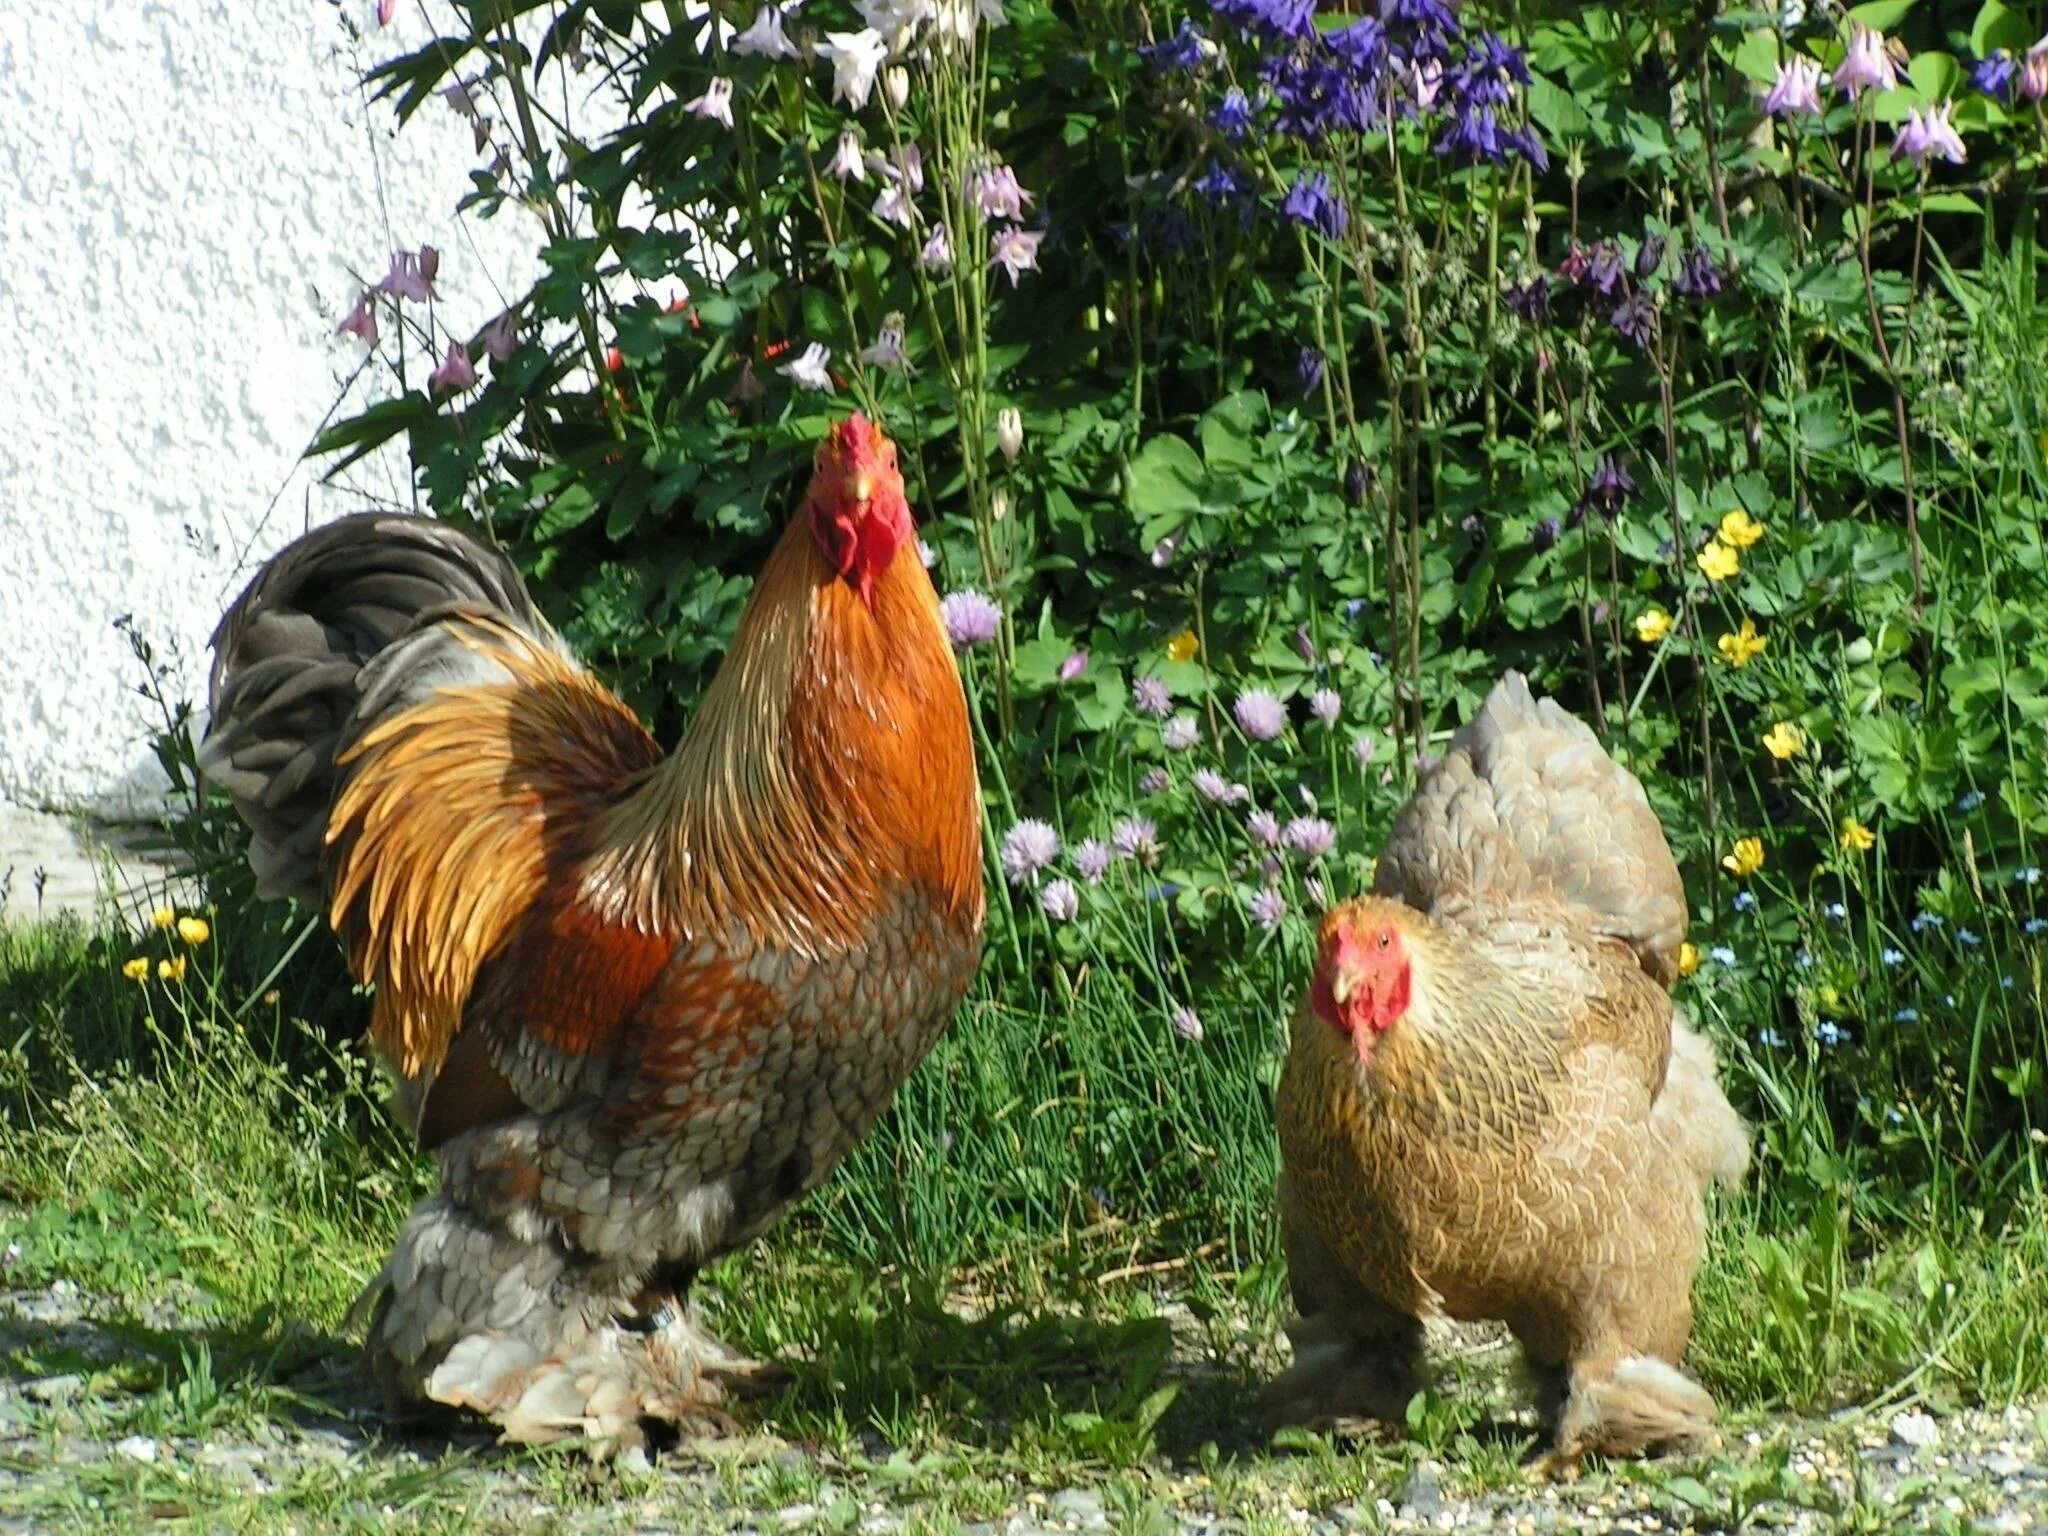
[873,184,917,230]
[972,164,1033,222]
[1893,100,1965,166]
[480,311,518,362]
[880,143,925,193]
[1150,533,1180,567]
[940,589,1002,647]
[336,291,378,347]
[1233,688,1287,742]
[920,225,953,272]
[2024,42,2048,103]
[376,249,434,304]
[989,226,1044,287]
[825,130,866,183]
[1762,55,1824,117]
[732,4,798,59]
[779,341,835,391]
[377,0,396,25]
[1832,24,1897,100]
[685,77,735,128]
[1404,58,1443,111]
[858,318,910,370]
[429,340,478,394]
[1058,650,1089,683]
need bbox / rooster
[199,415,984,1450]
[1268,673,1748,1473]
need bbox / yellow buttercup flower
[1722,836,1765,879]
[176,916,211,947]
[1762,721,1804,760]
[1718,510,1765,549]
[1166,629,1199,663]
[150,906,176,931]
[158,955,188,984]
[1840,818,1876,853]
[1696,540,1740,582]
[1633,607,1673,644]
[1677,941,1701,977]
[1717,618,1767,668]
[121,957,149,983]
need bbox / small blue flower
[1973,52,2018,103]
[1823,902,1846,922]
[1957,927,1982,947]
[1344,597,1368,622]
[1944,993,1957,1008]
[1710,945,1737,967]
[1732,890,1757,914]
[1144,881,1183,904]
[1887,1107,1906,1125]
[1882,947,1906,966]
[1815,1021,1845,1048]
[1911,912,1944,933]
[1757,1027,1787,1048]
[2015,867,2042,886]
[1893,1007,1919,1023]
[1958,790,1985,812]
[2026,918,2048,936]
[1795,949,1816,970]
[2001,974,2015,990]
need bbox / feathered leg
[1525,1349,1720,1478]
[354,1194,773,1454]
[1263,1173,1425,1433]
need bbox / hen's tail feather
[1373,672,1689,984]
[1653,1012,1752,1191]
[199,514,557,903]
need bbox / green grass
[2,907,2045,1535]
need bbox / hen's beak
[853,471,874,508]
[1329,969,1355,1008]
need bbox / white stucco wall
[0,0,554,816]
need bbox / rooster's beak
[1329,969,1354,1008]
[853,472,874,508]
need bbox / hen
[199,415,984,1450]
[1269,673,1748,1471]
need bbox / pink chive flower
[1058,650,1089,683]
[1041,879,1079,922]
[1075,839,1112,883]
[1112,816,1161,863]
[940,589,1002,647]
[1249,888,1288,928]
[1132,677,1172,716]
[1247,809,1281,848]
[1283,816,1336,860]
[429,340,478,393]
[1233,688,1287,742]
[1308,688,1342,727]
[1893,100,1966,166]
[336,291,378,347]
[1162,715,1200,752]
[1171,1006,1205,1043]
[1762,55,1825,117]
[1193,769,1248,804]
[1000,819,1060,885]
[685,77,735,128]
[989,226,1044,286]
[1140,767,1170,794]
[1832,24,1898,100]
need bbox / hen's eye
[1376,931,1391,948]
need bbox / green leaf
[1971,0,2033,57]
[1525,73,1595,138]
[1728,29,1785,87]
[1127,435,1206,522]
[1847,0,1918,31]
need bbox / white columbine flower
[872,183,917,229]
[731,4,798,59]
[859,314,911,370]
[856,0,934,53]
[822,29,890,108]
[684,77,735,128]
[920,224,953,271]
[825,129,866,182]
[779,341,835,391]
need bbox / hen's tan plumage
[1271,673,1748,1469]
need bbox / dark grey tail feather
[198,514,554,903]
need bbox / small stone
[22,1375,82,1404]
[114,1436,158,1464]
[1981,1453,2026,1477]
[616,1445,652,1475]
[1397,1462,1444,1519]
[1890,1409,1940,1450]
[1048,1489,1106,1529]
[777,1506,817,1529]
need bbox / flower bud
[883,66,910,111]
[996,406,1023,462]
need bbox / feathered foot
[355,1195,783,1456]
[1527,1354,1720,1478]
[1261,1311,1424,1439]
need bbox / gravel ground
[1,1282,2044,1534]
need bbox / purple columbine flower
[1211,0,1315,42]
[1309,688,1342,727]
[1283,816,1336,859]
[1249,888,1288,928]
[1075,839,1112,884]
[1530,516,1562,552]
[1893,101,1966,167]
[1833,24,1899,100]
[1298,346,1326,397]
[1193,159,1248,205]
[940,590,1002,647]
[1505,275,1550,322]
[1973,51,2018,103]
[1171,1005,1205,1042]
[1673,245,1723,299]
[1133,676,1172,717]
[1112,816,1161,863]
[1281,172,1348,240]
[1247,809,1281,847]
[1580,454,1636,520]
[1143,17,1208,71]
[1436,103,1508,166]
[1763,55,1825,117]
[1234,689,1287,742]
[989,226,1044,287]
[1000,819,1060,885]
[1635,232,1666,280]
[1058,650,1089,683]
[1568,241,1625,297]
[1211,85,1254,139]
[1162,715,1200,752]
[1610,289,1656,349]
[1140,766,1170,794]
[1041,879,1080,922]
